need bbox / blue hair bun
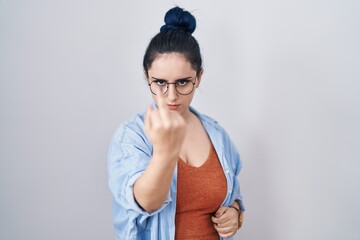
[160,6,196,34]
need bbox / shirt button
[228,189,232,193]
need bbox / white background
[1,0,359,239]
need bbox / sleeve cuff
[125,171,172,217]
[237,199,245,212]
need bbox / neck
[182,108,198,125]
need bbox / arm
[134,97,185,212]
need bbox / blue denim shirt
[107,106,245,240]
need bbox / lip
[167,104,180,110]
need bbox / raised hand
[144,96,186,160]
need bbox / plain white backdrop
[1,0,359,239]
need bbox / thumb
[215,206,227,218]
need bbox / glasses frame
[148,77,197,95]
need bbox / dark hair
[143,6,203,77]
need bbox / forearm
[134,154,178,212]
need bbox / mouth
[167,104,180,110]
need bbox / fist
[144,97,186,159]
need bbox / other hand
[211,206,240,238]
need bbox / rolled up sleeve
[124,170,172,216]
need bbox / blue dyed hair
[143,6,203,77]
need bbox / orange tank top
[175,144,227,240]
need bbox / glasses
[148,78,196,95]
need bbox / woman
[108,6,245,240]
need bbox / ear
[195,69,204,88]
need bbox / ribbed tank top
[175,144,227,240]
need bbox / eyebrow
[151,76,193,82]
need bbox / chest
[176,144,227,213]
[179,122,212,167]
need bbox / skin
[134,52,242,237]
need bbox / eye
[177,80,190,86]
[154,80,167,86]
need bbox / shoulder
[108,111,152,164]
[191,106,228,135]
[191,106,238,151]
[110,112,146,145]
[191,106,218,126]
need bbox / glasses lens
[176,80,194,95]
[150,81,167,95]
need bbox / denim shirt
[107,106,245,240]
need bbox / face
[147,53,202,118]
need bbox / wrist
[228,205,240,213]
[153,147,180,162]
[228,205,243,229]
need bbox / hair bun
[160,6,196,34]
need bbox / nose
[166,84,178,101]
